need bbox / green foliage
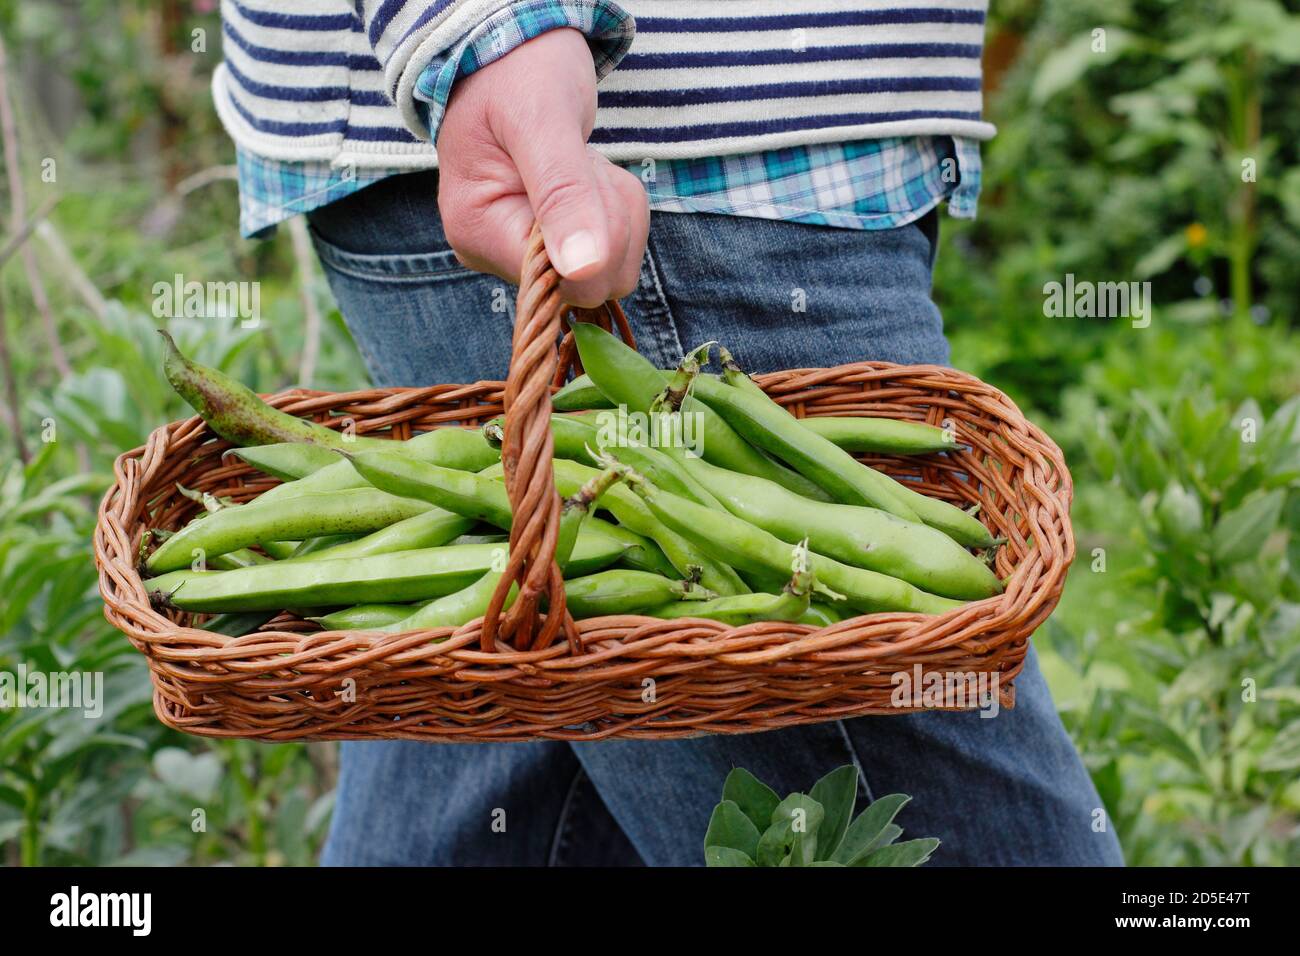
[1044,322,1300,865]
[704,766,939,867]
[938,0,1300,417]
[0,309,354,865]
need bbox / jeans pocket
[309,225,472,285]
[310,227,517,387]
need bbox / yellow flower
[1185,223,1208,248]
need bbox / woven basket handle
[480,225,635,654]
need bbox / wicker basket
[94,229,1074,741]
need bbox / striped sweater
[214,0,993,169]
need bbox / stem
[35,219,109,321]
[1224,46,1259,328]
[0,33,71,377]
[0,293,29,463]
[225,744,266,865]
[288,217,322,387]
[651,341,713,414]
[21,783,40,866]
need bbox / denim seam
[309,228,468,282]
[547,767,587,866]
[832,720,876,805]
[636,237,685,362]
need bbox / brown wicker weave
[94,228,1074,741]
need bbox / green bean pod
[692,374,920,520]
[549,412,726,510]
[889,486,998,550]
[711,366,993,547]
[551,459,749,597]
[345,450,514,528]
[552,373,614,411]
[569,323,831,501]
[718,350,957,457]
[260,540,300,560]
[646,537,813,624]
[200,610,278,637]
[621,472,964,616]
[206,548,272,571]
[561,357,956,456]
[146,487,432,573]
[237,427,501,495]
[310,604,424,630]
[452,532,511,545]
[160,330,392,451]
[678,456,1002,599]
[377,570,519,633]
[229,443,341,481]
[146,533,628,613]
[799,603,851,627]
[557,464,621,572]
[287,510,475,563]
[645,589,808,626]
[288,534,359,556]
[564,569,715,618]
[582,516,678,579]
[799,417,956,455]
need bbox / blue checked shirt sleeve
[412,0,634,145]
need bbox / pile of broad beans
[144,329,1004,636]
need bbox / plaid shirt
[235,0,981,239]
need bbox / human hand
[435,28,649,307]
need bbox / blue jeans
[307,171,1123,867]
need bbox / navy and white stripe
[213,0,993,167]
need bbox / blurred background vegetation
[1,0,1297,866]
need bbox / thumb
[506,122,611,280]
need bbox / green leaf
[808,860,847,867]
[771,793,825,833]
[1155,482,1203,544]
[756,818,795,867]
[703,799,761,860]
[832,793,911,865]
[1125,713,1202,774]
[705,845,755,867]
[152,747,221,802]
[1134,232,1187,280]
[856,838,941,867]
[808,765,859,861]
[871,824,904,850]
[757,794,824,867]
[1212,490,1284,565]
[788,827,818,867]
[721,767,780,831]
[1259,720,1300,772]
[1031,28,1132,103]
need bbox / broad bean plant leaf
[832,793,911,865]
[705,767,937,867]
[703,799,761,860]
[808,765,859,860]
[721,766,780,830]
[705,846,756,867]
[1212,489,1284,565]
[856,838,941,868]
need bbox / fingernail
[554,230,600,276]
